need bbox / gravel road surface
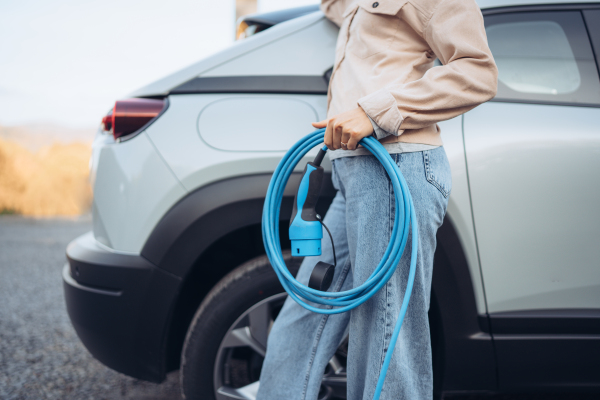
[0,216,180,400]
[0,216,597,400]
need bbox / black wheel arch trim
[141,172,336,277]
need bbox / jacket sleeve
[321,0,353,27]
[367,115,391,140]
[357,0,498,135]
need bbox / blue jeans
[257,147,451,400]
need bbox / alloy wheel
[213,293,347,400]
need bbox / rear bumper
[63,232,181,382]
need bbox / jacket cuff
[366,115,392,140]
[358,89,404,135]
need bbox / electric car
[63,1,600,399]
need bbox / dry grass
[0,138,92,216]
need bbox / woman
[258,0,498,399]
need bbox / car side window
[485,11,600,105]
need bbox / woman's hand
[312,107,373,150]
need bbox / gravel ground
[0,216,597,400]
[0,216,180,400]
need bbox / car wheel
[180,252,347,400]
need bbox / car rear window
[485,11,600,106]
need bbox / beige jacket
[322,0,498,146]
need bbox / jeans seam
[379,160,395,377]
[301,257,352,400]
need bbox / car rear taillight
[101,98,166,141]
[101,109,113,132]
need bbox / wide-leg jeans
[257,147,451,400]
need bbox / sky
[0,0,317,129]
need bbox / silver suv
[63,1,600,399]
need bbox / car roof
[242,5,319,26]
[478,0,599,8]
[238,1,600,27]
[240,0,600,21]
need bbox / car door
[463,6,600,390]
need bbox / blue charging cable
[262,128,418,399]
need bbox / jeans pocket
[422,148,452,198]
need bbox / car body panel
[201,16,337,78]
[145,93,330,192]
[441,116,489,315]
[92,132,186,252]
[464,102,600,313]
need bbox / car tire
[180,252,302,400]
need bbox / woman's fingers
[341,130,352,149]
[333,123,343,150]
[324,119,335,149]
[315,108,372,150]
[346,132,360,150]
[314,119,333,149]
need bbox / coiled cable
[262,128,418,399]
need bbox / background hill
[0,124,94,216]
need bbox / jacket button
[372,1,379,7]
